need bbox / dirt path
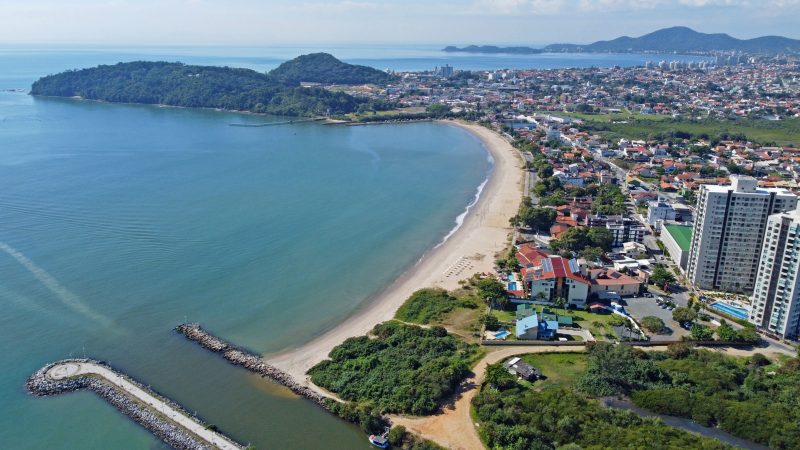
[390,346,585,450]
[391,343,789,450]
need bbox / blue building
[515,312,559,340]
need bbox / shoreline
[267,120,524,382]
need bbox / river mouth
[599,397,767,450]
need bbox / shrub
[395,288,456,324]
[640,316,666,333]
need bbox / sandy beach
[267,121,523,381]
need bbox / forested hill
[268,53,395,85]
[30,61,363,116]
[544,26,800,54]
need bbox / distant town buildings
[687,176,798,293]
[750,206,800,339]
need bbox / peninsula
[29,54,394,117]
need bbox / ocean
[0,46,703,449]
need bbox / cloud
[464,0,800,14]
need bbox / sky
[0,0,799,46]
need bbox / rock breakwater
[26,359,244,450]
[175,324,330,409]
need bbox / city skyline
[0,0,799,46]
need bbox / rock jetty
[26,359,244,450]
[175,323,330,410]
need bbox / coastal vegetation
[30,60,373,117]
[268,53,395,85]
[395,288,463,324]
[579,343,800,448]
[473,372,729,449]
[308,321,478,416]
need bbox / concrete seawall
[175,324,331,410]
[26,359,244,450]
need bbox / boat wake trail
[0,242,114,328]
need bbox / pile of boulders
[176,324,330,410]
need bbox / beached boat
[369,433,390,449]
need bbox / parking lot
[622,294,690,341]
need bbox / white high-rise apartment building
[750,206,800,339]
[687,176,797,293]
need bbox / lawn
[519,352,588,390]
[497,304,620,341]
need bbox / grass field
[584,117,800,146]
[347,106,426,121]
[520,352,588,390]
[535,109,673,123]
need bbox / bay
[0,51,491,448]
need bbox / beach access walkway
[42,361,242,450]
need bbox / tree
[587,227,614,251]
[579,246,605,262]
[640,316,666,334]
[485,363,518,390]
[479,314,501,331]
[690,324,713,341]
[553,296,567,314]
[524,207,557,231]
[477,278,507,308]
[672,307,698,325]
[715,320,737,342]
[735,326,760,344]
[650,265,676,287]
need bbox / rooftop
[664,224,693,251]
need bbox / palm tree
[553,296,567,315]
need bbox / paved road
[47,362,241,450]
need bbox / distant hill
[268,53,394,85]
[30,61,363,117]
[443,45,543,55]
[544,27,800,54]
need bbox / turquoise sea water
[0,47,708,449]
[0,51,492,449]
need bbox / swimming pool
[508,282,517,290]
[710,302,749,320]
[494,330,511,339]
[507,274,515,281]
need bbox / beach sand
[266,121,523,381]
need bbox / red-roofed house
[586,269,641,296]
[521,255,590,308]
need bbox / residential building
[585,268,642,296]
[588,215,647,248]
[750,206,800,339]
[503,357,540,380]
[661,224,692,271]
[687,176,797,293]
[521,255,590,308]
[515,312,559,340]
[647,200,676,225]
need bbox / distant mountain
[268,53,394,85]
[443,45,543,55]
[30,61,363,117]
[544,27,800,54]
